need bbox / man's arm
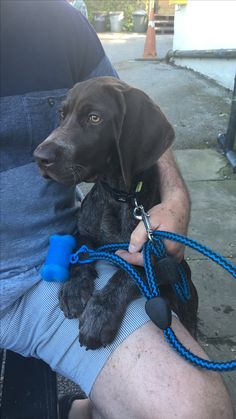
[117,148,191,265]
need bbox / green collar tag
[135,181,143,193]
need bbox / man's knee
[143,370,233,419]
[91,320,233,419]
[187,373,233,419]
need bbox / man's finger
[116,250,144,266]
[128,222,148,253]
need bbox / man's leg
[1,264,233,419]
[89,317,233,419]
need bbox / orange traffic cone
[143,0,157,59]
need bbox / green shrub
[85,0,148,31]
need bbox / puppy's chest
[78,196,136,246]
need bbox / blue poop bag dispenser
[41,234,77,282]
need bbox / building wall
[172,0,236,90]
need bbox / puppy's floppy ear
[115,87,175,189]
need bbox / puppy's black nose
[33,143,57,167]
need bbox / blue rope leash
[70,231,236,371]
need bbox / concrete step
[154,15,174,34]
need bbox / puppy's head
[34,77,174,189]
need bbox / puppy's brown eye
[88,114,102,124]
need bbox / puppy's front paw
[59,281,86,318]
[79,291,123,349]
[59,265,97,319]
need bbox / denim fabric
[0,89,78,312]
[1,89,67,171]
[1,0,106,97]
[84,55,119,81]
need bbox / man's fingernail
[129,244,138,253]
[116,250,124,255]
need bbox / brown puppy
[34,77,198,349]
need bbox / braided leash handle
[151,232,236,370]
[164,328,236,371]
[70,231,236,371]
[154,231,236,278]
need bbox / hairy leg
[89,318,233,419]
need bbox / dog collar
[100,180,143,205]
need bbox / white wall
[173,0,236,89]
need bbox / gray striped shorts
[0,261,150,395]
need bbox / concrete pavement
[99,32,236,413]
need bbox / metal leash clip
[133,198,153,241]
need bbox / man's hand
[116,149,190,266]
[116,196,189,266]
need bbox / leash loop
[70,245,94,264]
[70,231,236,371]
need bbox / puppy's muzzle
[33,142,58,177]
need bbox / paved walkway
[99,32,236,412]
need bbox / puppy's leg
[79,270,140,349]
[59,234,97,319]
[59,263,97,319]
